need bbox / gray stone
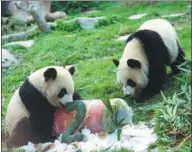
[4,40,34,48]
[2,17,8,24]
[63,16,105,30]
[8,1,51,23]
[83,10,100,14]
[2,49,18,68]
[45,11,67,21]
[162,13,186,18]
[128,13,147,20]
[75,16,105,30]
[115,34,130,41]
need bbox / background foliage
[51,1,100,15]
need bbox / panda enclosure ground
[2,2,191,151]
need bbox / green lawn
[2,2,191,151]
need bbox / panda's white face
[115,59,149,97]
[113,38,149,98]
[28,66,75,107]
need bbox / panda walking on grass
[113,18,185,102]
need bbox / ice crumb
[20,123,156,152]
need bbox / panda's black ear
[68,66,75,76]
[113,59,119,67]
[44,68,57,81]
[127,59,141,69]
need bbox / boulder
[8,1,51,23]
[162,13,186,18]
[45,11,67,22]
[128,13,147,20]
[2,49,18,68]
[83,10,100,14]
[115,34,130,41]
[75,16,105,30]
[4,40,34,49]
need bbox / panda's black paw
[134,92,147,103]
[135,98,146,103]
[49,136,57,142]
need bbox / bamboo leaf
[102,98,113,113]
[117,128,122,141]
[173,103,178,116]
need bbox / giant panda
[5,65,81,148]
[113,19,185,102]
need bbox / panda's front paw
[49,136,57,142]
[134,92,145,103]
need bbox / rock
[162,13,186,18]
[115,34,130,41]
[4,40,34,48]
[2,48,18,68]
[45,11,67,22]
[61,16,105,30]
[75,16,105,30]
[128,13,147,20]
[2,17,8,24]
[83,10,100,14]
[8,1,51,23]
[8,1,31,23]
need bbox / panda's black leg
[171,41,185,75]
[6,118,52,148]
[135,64,167,103]
[134,87,160,103]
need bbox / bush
[51,1,99,15]
[56,19,81,32]
[151,61,192,149]
[95,16,122,28]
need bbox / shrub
[51,1,99,15]
[56,19,81,32]
[151,61,191,149]
[95,16,122,28]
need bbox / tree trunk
[29,1,51,33]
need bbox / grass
[2,1,191,151]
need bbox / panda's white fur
[113,18,185,101]
[138,19,179,63]
[117,38,149,96]
[6,88,29,135]
[28,66,74,107]
[5,66,77,146]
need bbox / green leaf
[173,103,178,116]
[102,98,113,114]
[117,128,122,141]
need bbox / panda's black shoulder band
[19,79,55,136]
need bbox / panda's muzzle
[59,94,73,105]
[123,86,134,96]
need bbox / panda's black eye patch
[127,79,136,87]
[58,88,67,98]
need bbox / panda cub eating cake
[5,65,81,147]
[113,19,185,102]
